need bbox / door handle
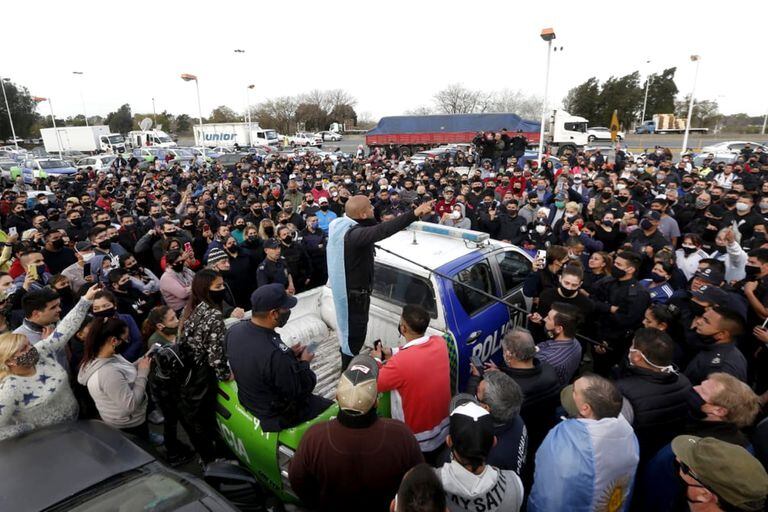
[465,331,483,345]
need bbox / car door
[489,249,532,330]
[438,256,510,391]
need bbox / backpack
[152,343,192,386]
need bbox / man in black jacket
[329,196,434,368]
[615,328,692,463]
[478,201,527,244]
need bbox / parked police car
[216,222,534,503]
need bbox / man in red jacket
[371,304,452,463]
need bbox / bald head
[346,195,373,220]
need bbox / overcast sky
[4,0,766,125]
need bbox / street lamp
[536,27,556,167]
[152,97,157,125]
[681,55,701,156]
[33,96,62,159]
[72,71,88,127]
[181,73,205,156]
[640,59,652,126]
[0,76,19,150]
[246,84,255,135]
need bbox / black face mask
[723,197,737,207]
[745,265,762,279]
[97,239,111,250]
[70,218,82,227]
[51,239,65,250]
[601,191,612,200]
[209,288,226,304]
[276,308,291,327]
[558,284,579,298]
[682,246,697,255]
[171,261,185,272]
[686,389,708,420]
[610,265,627,279]
[93,307,115,318]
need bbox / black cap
[694,267,724,285]
[250,283,298,313]
[263,238,280,249]
[644,210,662,221]
[692,284,729,305]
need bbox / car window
[728,143,745,151]
[454,261,496,316]
[372,263,437,317]
[495,251,532,294]
[65,471,203,512]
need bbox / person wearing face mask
[91,289,144,362]
[225,283,332,433]
[522,245,569,301]
[686,306,747,386]
[315,197,338,233]
[41,229,77,275]
[0,283,98,440]
[676,234,710,280]
[533,302,583,387]
[639,260,676,304]
[275,226,312,293]
[300,214,328,289]
[533,264,595,324]
[176,270,233,463]
[13,249,52,292]
[614,328,692,466]
[707,227,747,282]
[77,316,155,442]
[221,236,256,309]
[732,194,762,241]
[159,249,195,316]
[590,251,651,376]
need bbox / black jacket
[591,276,651,344]
[344,211,417,291]
[616,366,692,461]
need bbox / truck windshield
[39,160,70,169]
[107,135,124,144]
[265,130,278,140]
[156,135,173,143]
[372,263,437,317]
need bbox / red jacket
[435,198,456,218]
[377,335,451,452]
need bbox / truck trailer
[193,122,280,149]
[635,114,709,134]
[40,126,126,154]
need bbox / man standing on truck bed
[328,195,435,369]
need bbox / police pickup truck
[216,222,534,503]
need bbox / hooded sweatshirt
[437,460,524,512]
[77,355,149,428]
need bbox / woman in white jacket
[675,233,709,280]
[711,227,747,283]
[77,316,152,440]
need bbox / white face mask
[535,225,547,234]
[80,252,95,263]
[451,211,461,219]
[736,203,751,213]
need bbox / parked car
[76,155,117,172]
[318,130,343,141]
[20,157,78,182]
[587,126,624,142]
[289,132,322,147]
[698,141,768,162]
[215,152,250,171]
[0,421,242,511]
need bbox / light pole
[152,97,157,125]
[33,96,62,159]
[640,59,652,126]
[246,84,255,136]
[0,76,19,150]
[681,55,701,156]
[762,110,767,136]
[181,73,205,155]
[72,71,88,127]
[536,27,556,167]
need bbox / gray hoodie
[77,355,149,429]
[437,460,524,512]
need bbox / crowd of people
[0,138,768,511]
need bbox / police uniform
[225,284,332,432]
[684,343,748,386]
[256,256,290,288]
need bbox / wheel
[587,135,596,142]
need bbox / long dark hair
[142,305,170,341]
[80,317,128,368]
[180,269,220,326]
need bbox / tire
[587,135,596,142]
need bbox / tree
[210,105,239,123]
[255,96,297,134]
[329,104,357,126]
[105,104,133,134]
[675,96,721,129]
[563,77,601,123]
[433,83,493,114]
[642,67,678,118]
[0,81,39,138]
[596,72,643,128]
[405,105,434,115]
[295,103,328,132]
[489,89,542,119]
[175,114,193,134]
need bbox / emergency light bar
[407,222,490,244]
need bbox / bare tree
[488,89,543,118]
[434,84,484,114]
[326,89,357,109]
[404,105,435,115]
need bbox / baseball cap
[318,197,329,204]
[448,394,494,461]
[250,283,297,313]
[74,240,93,252]
[644,210,662,221]
[694,267,724,285]
[263,238,280,249]
[207,247,228,266]
[691,284,729,305]
[672,435,768,511]
[336,354,379,415]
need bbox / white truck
[542,109,591,156]
[40,126,126,154]
[193,122,280,149]
[126,130,177,149]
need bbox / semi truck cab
[216,222,534,503]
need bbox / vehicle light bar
[407,222,490,244]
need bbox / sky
[4,0,766,125]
